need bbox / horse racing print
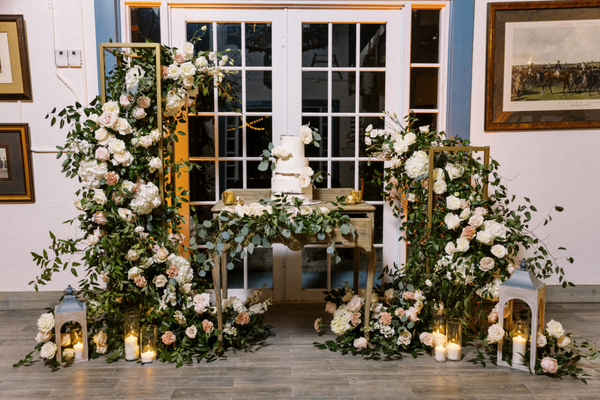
[486,1,600,131]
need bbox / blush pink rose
[350,313,361,326]
[99,112,118,128]
[354,337,368,349]
[166,266,179,278]
[473,207,488,216]
[161,66,169,79]
[461,225,477,240]
[419,332,433,346]
[540,357,558,374]
[162,331,176,345]
[395,308,406,317]
[137,96,151,109]
[132,107,147,120]
[325,302,337,314]
[202,319,214,334]
[119,94,131,107]
[95,147,110,161]
[174,53,186,64]
[468,214,484,228]
[406,307,419,322]
[379,312,392,326]
[92,211,108,225]
[134,275,147,288]
[402,291,415,300]
[347,295,363,312]
[105,171,119,186]
[487,310,498,323]
[235,312,250,325]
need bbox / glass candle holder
[446,319,462,361]
[511,321,529,365]
[432,309,446,348]
[123,311,140,361]
[140,325,157,364]
[72,328,84,360]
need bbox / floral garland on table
[193,195,356,275]
[313,113,597,381]
[16,41,270,371]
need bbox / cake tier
[280,135,305,158]
[271,174,313,201]
[275,156,309,174]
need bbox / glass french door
[170,7,403,302]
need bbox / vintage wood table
[210,188,378,342]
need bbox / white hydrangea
[125,65,145,92]
[77,160,108,189]
[130,182,162,215]
[330,305,353,336]
[404,150,429,179]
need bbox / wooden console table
[210,188,377,341]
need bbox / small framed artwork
[0,15,32,101]
[486,1,600,131]
[0,124,34,203]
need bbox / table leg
[363,249,377,340]
[353,247,360,293]
[212,255,224,349]
[221,251,228,300]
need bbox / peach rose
[540,357,558,374]
[235,312,250,325]
[162,331,176,345]
[350,313,361,326]
[161,66,169,79]
[92,211,108,225]
[379,312,392,326]
[395,308,406,317]
[461,225,477,240]
[174,52,186,64]
[201,319,214,334]
[166,266,178,278]
[134,275,147,288]
[105,171,119,186]
[325,302,337,314]
[402,291,414,300]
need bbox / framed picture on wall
[0,15,32,101]
[0,124,34,203]
[486,1,600,131]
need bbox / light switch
[68,50,81,67]
[55,50,68,67]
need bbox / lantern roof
[55,285,86,313]
[501,259,545,291]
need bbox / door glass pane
[227,258,244,289]
[217,23,242,66]
[360,23,386,67]
[247,161,272,188]
[219,161,244,192]
[332,24,356,67]
[359,116,384,157]
[359,71,385,112]
[246,116,272,157]
[218,116,242,157]
[302,248,327,289]
[246,71,272,112]
[189,162,215,201]
[302,71,328,113]
[410,68,438,109]
[302,24,328,67]
[374,205,384,245]
[332,72,356,113]
[219,73,242,112]
[331,117,355,157]
[248,249,273,289]
[130,7,160,44]
[411,10,439,64]
[302,116,328,158]
[187,23,213,54]
[308,161,328,188]
[412,113,437,132]
[331,161,355,189]
[193,86,214,112]
[360,161,383,201]
[189,116,215,157]
[246,23,272,67]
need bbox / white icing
[271,135,313,201]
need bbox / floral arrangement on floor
[16,40,271,370]
[314,113,597,381]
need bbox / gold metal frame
[98,42,164,201]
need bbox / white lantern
[497,259,545,373]
[54,285,88,363]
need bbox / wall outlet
[68,50,81,67]
[55,50,68,67]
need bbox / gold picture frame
[0,124,35,203]
[0,15,32,101]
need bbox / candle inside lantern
[73,342,84,359]
[434,345,447,362]
[447,342,461,361]
[124,334,139,360]
[512,335,527,365]
[432,330,446,345]
[141,349,156,363]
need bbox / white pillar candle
[447,342,461,361]
[432,331,446,346]
[124,335,139,360]
[512,335,527,365]
[434,345,446,362]
[141,350,156,363]
[73,342,83,359]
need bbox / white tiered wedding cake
[271,134,314,201]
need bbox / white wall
[470,0,599,285]
[0,0,98,291]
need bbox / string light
[226,116,271,131]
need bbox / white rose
[181,42,194,59]
[365,136,372,146]
[181,283,192,294]
[121,180,136,194]
[180,61,197,78]
[132,107,147,120]
[99,112,118,129]
[299,205,312,215]
[557,335,571,348]
[446,195,461,210]
[186,325,198,339]
[150,129,162,142]
[115,118,132,135]
[405,151,429,179]
[93,189,107,205]
[35,330,52,343]
[139,135,153,148]
[153,275,168,288]
[444,213,460,230]
[433,180,447,195]
[393,139,408,154]
[298,175,311,188]
[425,279,432,287]
[456,238,470,252]
[445,163,465,180]
[300,125,313,144]
[433,168,444,181]
[300,166,314,177]
[195,56,208,68]
[108,138,126,154]
[102,101,120,114]
[118,208,134,222]
[507,263,516,275]
[546,319,565,339]
[63,348,75,361]
[182,76,195,88]
[459,208,471,221]
[486,323,504,344]
[112,151,133,167]
[397,330,412,346]
[403,132,417,145]
[468,214,484,229]
[95,127,109,143]
[537,332,548,347]
[445,242,456,255]
[419,125,430,134]
[37,313,55,332]
[476,230,494,246]
[128,267,141,280]
[167,63,180,80]
[479,256,495,271]
[149,157,162,173]
[60,333,71,347]
[125,249,139,261]
[491,244,508,258]
[40,342,57,359]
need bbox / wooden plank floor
[0,303,598,399]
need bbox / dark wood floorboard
[0,302,597,399]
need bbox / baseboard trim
[1,285,599,310]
